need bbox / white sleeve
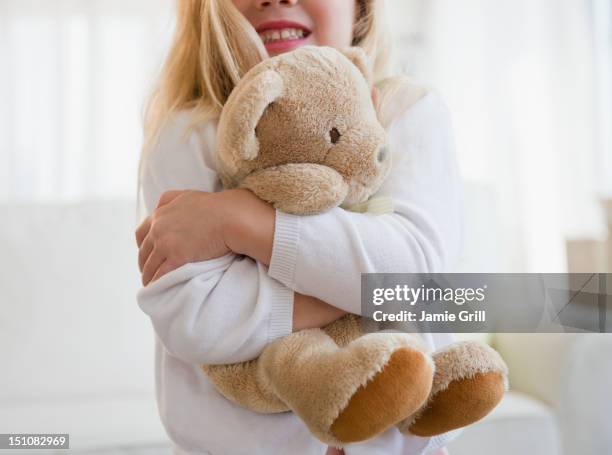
[268,91,465,314]
[136,113,293,365]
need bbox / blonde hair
[137,0,413,218]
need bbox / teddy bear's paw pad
[407,370,506,437]
[330,347,434,444]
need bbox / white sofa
[0,200,169,452]
[448,333,612,455]
[1,200,610,454]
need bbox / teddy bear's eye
[330,128,341,144]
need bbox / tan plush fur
[427,341,510,397]
[204,46,509,446]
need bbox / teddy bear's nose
[376,145,388,164]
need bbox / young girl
[135,1,463,454]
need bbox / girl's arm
[226,91,464,314]
[136,113,343,365]
[292,292,347,331]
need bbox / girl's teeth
[259,28,306,44]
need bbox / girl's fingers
[135,217,151,248]
[142,247,166,286]
[151,260,178,284]
[138,235,154,273]
[156,190,187,209]
[371,86,381,112]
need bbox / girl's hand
[136,189,230,286]
[135,188,276,286]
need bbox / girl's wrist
[222,188,276,265]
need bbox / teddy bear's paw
[327,333,435,445]
[400,341,508,437]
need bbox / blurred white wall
[0,0,174,202]
[387,0,611,272]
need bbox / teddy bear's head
[216,46,391,215]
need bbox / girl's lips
[255,20,313,53]
[255,20,311,34]
[263,36,311,53]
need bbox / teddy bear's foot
[329,341,434,444]
[259,329,434,446]
[398,341,508,437]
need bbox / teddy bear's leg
[259,328,434,446]
[240,163,349,215]
[202,314,363,413]
[321,313,364,347]
[398,341,508,437]
[203,361,289,414]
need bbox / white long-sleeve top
[136,89,465,455]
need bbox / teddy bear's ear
[218,69,284,164]
[340,47,372,85]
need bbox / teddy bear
[202,45,509,447]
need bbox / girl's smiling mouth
[256,20,312,53]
